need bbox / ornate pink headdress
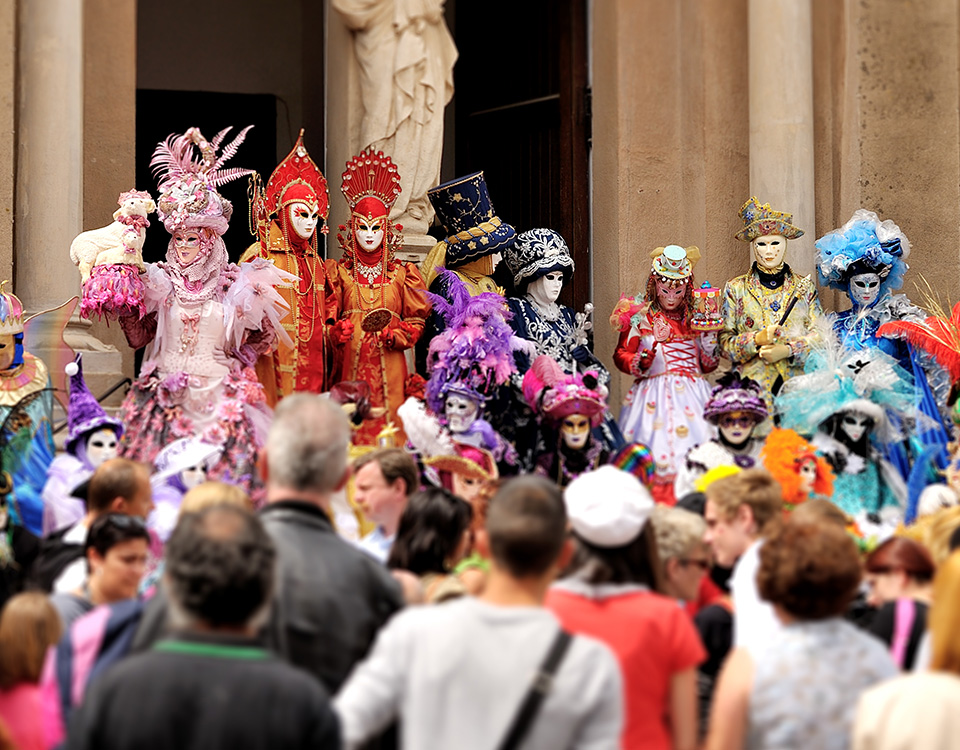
[151,126,254,235]
[522,354,608,427]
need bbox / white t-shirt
[731,539,781,649]
[335,597,623,750]
[52,522,89,594]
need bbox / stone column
[748,0,816,276]
[16,0,121,399]
[0,0,13,283]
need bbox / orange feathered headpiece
[760,428,835,510]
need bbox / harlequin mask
[445,394,479,434]
[848,272,882,308]
[753,234,787,270]
[560,414,591,450]
[0,334,15,371]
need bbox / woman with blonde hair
[0,592,62,750]
[853,550,960,749]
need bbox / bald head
[265,394,351,495]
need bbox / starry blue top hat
[427,172,516,268]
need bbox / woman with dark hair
[546,466,705,750]
[707,519,897,750]
[863,536,935,670]
[48,514,150,630]
[387,488,472,603]
[853,550,960,749]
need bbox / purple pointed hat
[65,355,124,454]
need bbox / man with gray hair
[259,393,404,693]
[67,505,340,749]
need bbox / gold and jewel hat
[735,196,804,242]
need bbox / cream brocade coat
[719,267,823,408]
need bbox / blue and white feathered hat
[816,209,911,294]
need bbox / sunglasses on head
[100,514,147,530]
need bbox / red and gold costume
[328,150,430,445]
[242,131,337,404]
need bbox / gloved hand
[332,319,354,344]
[571,345,592,364]
[759,343,791,363]
[754,324,781,347]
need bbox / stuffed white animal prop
[70,190,156,282]
[70,190,156,320]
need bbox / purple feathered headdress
[424,270,523,413]
[702,372,768,424]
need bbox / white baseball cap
[564,466,655,547]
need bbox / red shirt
[546,585,706,750]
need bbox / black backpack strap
[497,628,574,750]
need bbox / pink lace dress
[119,258,293,494]
[616,311,718,497]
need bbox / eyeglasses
[678,558,711,571]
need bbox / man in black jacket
[259,393,404,693]
[67,504,340,750]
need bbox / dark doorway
[453,0,590,310]
[135,90,279,265]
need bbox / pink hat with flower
[522,355,608,427]
[151,126,255,235]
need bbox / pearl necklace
[356,260,383,285]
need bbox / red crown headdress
[341,150,401,217]
[338,150,403,267]
[249,130,329,244]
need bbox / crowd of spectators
[2,392,960,749]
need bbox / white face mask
[445,395,479,434]
[354,218,385,253]
[840,412,871,443]
[179,464,207,490]
[288,202,320,240]
[560,414,591,450]
[527,271,564,306]
[848,272,882,308]
[718,413,755,446]
[86,428,119,468]
[752,234,787,270]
